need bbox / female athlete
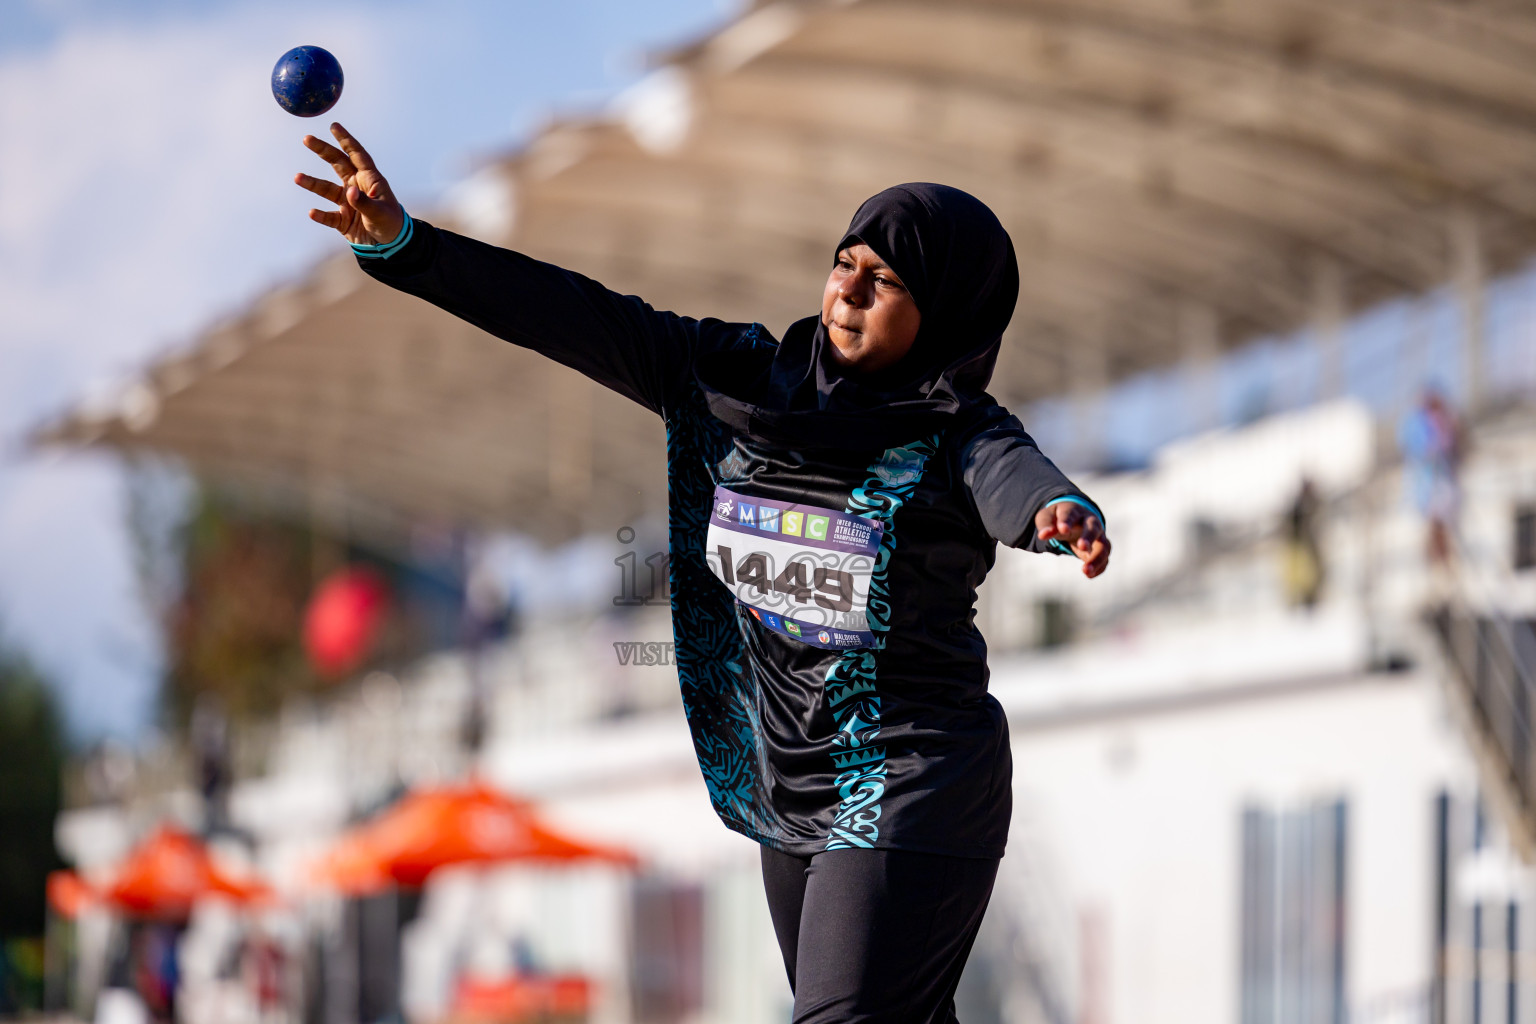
[296,122,1110,1024]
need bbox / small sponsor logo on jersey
[874,448,924,487]
[737,503,757,527]
[782,511,804,536]
[786,621,802,636]
[715,497,734,520]
[758,507,781,532]
[833,632,860,646]
[765,613,782,629]
[832,518,873,547]
[817,630,832,644]
[805,515,829,541]
[749,607,762,621]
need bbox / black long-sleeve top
[359,217,1099,858]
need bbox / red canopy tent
[310,780,637,894]
[49,826,273,921]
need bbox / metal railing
[1428,532,1536,857]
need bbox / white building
[57,398,1536,1024]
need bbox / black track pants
[759,846,1000,1024]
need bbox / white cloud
[0,454,158,739]
[0,6,398,429]
[0,3,393,739]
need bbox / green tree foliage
[160,487,435,724]
[0,648,65,939]
[164,490,321,723]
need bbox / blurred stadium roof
[39,0,1536,541]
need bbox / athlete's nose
[838,270,872,309]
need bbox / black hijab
[699,183,1020,450]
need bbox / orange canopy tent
[47,870,96,919]
[49,826,273,921]
[311,781,637,894]
[452,974,593,1023]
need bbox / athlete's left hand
[1036,502,1111,579]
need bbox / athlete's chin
[827,335,872,370]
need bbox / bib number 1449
[714,546,855,612]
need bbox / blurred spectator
[464,559,518,649]
[1282,478,1325,609]
[190,695,231,834]
[247,929,287,1024]
[131,925,179,1023]
[1400,387,1465,565]
[463,552,519,752]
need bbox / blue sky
[0,0,732,741]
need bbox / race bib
[705,484,881,649]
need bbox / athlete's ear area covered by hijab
[837,183,1020,368]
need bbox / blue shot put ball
[271,45,344,117]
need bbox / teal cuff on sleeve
[1044,494,1103,521]
[1042,495,1104,555]
[351,209,414,259]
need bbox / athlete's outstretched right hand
[294,122,406,246]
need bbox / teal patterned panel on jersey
[823,435,941,851]
[664,328,783,846]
